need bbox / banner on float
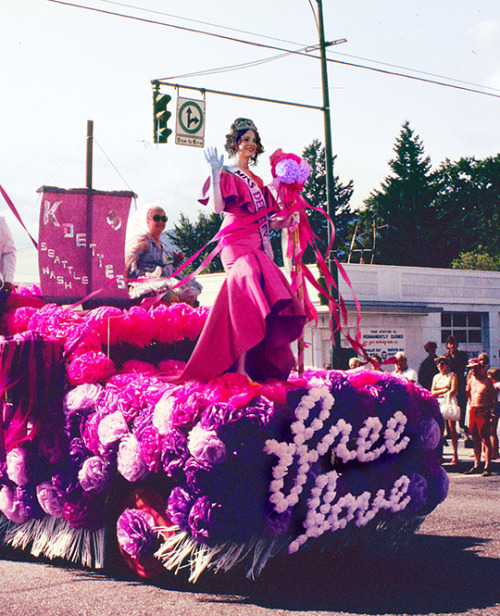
[38,187,135,304]
[361,328,406,361]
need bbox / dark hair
[446,335,457,345]
[224,118,264,165]
[424,341,437,353]
[435,355,450,366]
[488,367,500,381]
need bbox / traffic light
[153,90,172,143]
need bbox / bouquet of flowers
[270,149,311,211]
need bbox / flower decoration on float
[269,149,311,211]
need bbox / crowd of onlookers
[347,335,499,476]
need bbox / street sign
[175,97,205,147]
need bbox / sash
[226,166,274,260]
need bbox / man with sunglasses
[125,206,202,305]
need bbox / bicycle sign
[175,98,206,147]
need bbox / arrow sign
[175,97,206,148]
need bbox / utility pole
[316,0,342,367]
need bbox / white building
[196,263,500,372]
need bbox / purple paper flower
[139,426,162,472]
[63,489,105,530]
[36,481,65,517]
[0,486,27,523]
[405,473,428,515]
[188,496,226,546]
[82,412,105,455]
[187,426,226,465]
[68,438,92,466]
[184,457,216,496]
[417,418,441,451]
[117,435,148,482]
[52,462,80,496]
[0,486,44,524]
[167,485,196,531]
[116,508,158,559]
[78,456,111,493]
[161,430,189,480]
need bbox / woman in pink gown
[181,118,307,382]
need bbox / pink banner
[38,187,134,303]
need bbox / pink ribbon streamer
[0,183,39,249]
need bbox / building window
[441,312,483,344]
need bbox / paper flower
[36,481,65,517]
[187,425,227,465]
[78,456,111,493]
[67,351,116,385]
[116,509,158,559]
[117,435,149,482]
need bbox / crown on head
[233,118,257,133]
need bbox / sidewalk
[441,435,499,475]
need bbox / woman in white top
[432,355,459,465]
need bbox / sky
[1,0,499,283]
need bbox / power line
[47,0,500,99]
[80,0,500,95]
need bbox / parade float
[0,132,448,582]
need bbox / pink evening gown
[181,169,307,382]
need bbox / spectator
[431,356,459,465]
[465,357,496,476]
[349,357,361,370]
[487,367,500,461]
[369,354,383,371]
[0,215,16,315]
[444,335,469,437]
[393,351,417,383]
[125,206,202,306]
[418,341,439,390]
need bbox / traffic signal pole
[316,0,342,367]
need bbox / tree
[358,121,437,266]
[432,154,500,266]
[300,139,355,262]
[451,247,500,271]
[168,210,223,273]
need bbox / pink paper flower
[120,306,154,347]
[120,360,159,376]
[67,351,116,385]
[84,306,124,346]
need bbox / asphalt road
[1,441,499,616]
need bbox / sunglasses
[152,214,167,223]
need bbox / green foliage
[451,246,500,271]
[358,121,437,266]
[301,139,355,262]
[168,210,223,273]
[432,154,500,266]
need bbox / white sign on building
[361,328,405,360]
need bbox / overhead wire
[46,0,500,99]
[66,0,500,94]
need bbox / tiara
[233,118,257,132]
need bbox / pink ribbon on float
[140,205,277,308]
[0,183,39,250]
[272,189,375,365]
